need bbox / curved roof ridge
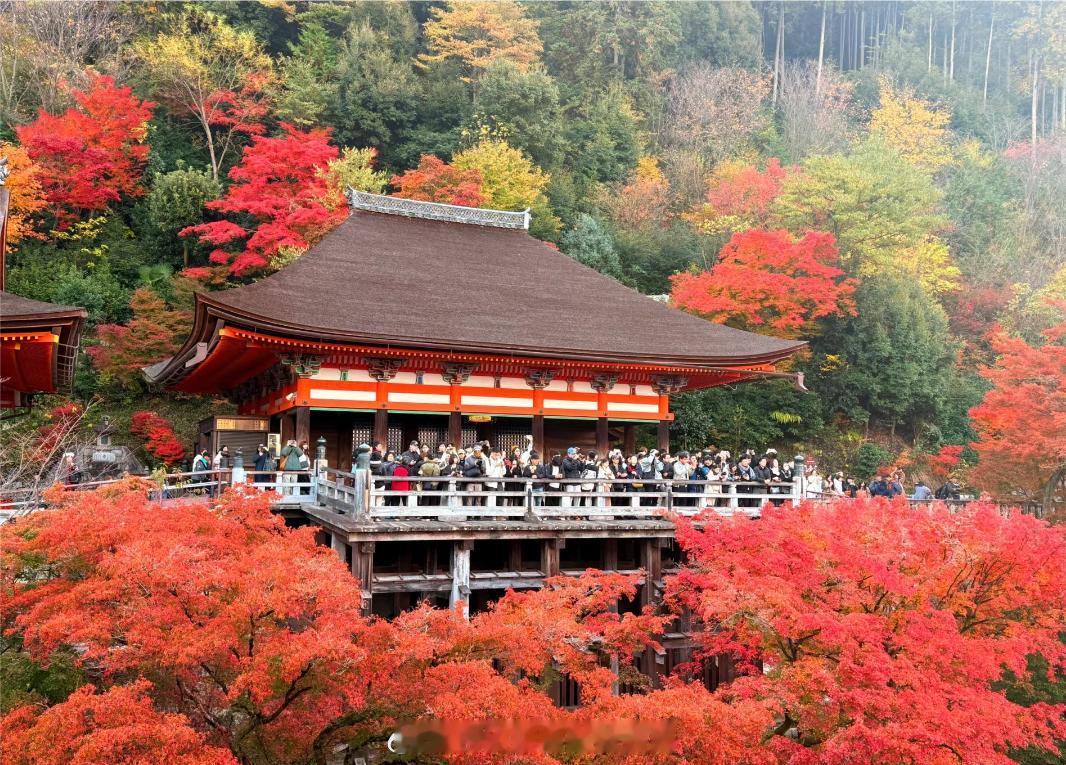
[346,189,530,230]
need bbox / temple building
[0,162,87,410]
[148,191,804,464]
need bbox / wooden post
[450,540,474,619]
[596,416,609,456]
[330,532,347,561]
[541,538,562,577]
[508,540,523,571]
[295,406,311,447]
[532,414,545,458]
[448,411,461,447]
[641,539,663,688]
[657,420,670,454]
[623,423,636,455]
[603,538,618,571]
[351,541,375,616]
[373,408,388,449]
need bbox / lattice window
[417,426,446,449]
[460,427,478,448]
[387,427,403,455]
[496,426,529,456]
[352,423,372,449]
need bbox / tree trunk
[1031,51,1040,157]
[983,11,994,106]
[816,0,827,95]
[858,8,865,69]
[927,12,934,73]
[949,0,956,81]
[772,3,784,106]
[839,4,846,69]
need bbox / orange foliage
[391,154,486,207]
[969,320,1066,500]
[0,682,236,765]
[89,288,191,390]
[0,142,47,244]
[685,159,795,236]
[670,229,855,338]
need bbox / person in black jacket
[462,444,485,506]
[521,452,551,507]
[561,447,585,507]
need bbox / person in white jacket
[483,448,507,508]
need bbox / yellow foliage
[861,237,961,297]
[323,147,389,201]
[870,79,953,173]
[453,137,549,211]
[419,1,542,79]
[0,142,47,245]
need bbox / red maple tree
[670,497,1066,765]
[15,74,154,225]
[927,444,964,480]
[969,319,1066,502]
[670,229,855,338]
[0,485,684,764]
[181,124,345,276]
[0,682,236,765]
[391,155,486,207]
[129,411,186,466]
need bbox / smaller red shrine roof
[0,290,86,398]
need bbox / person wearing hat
[462,444,485,506]
[561,447,585,507]
[911,480,933,501]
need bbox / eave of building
[150,298,802,390]
[171,325,775,396]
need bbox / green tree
[530,1,681,88]
[330,22,421,165]
[564,88,641,184]
[774,140,946,277]
[274,20,339,128]
[942,144,1023,285]
[560,214,624,281]
[473,61,564,169]
[809,277,956,439]
[146,165,221,268]
[675,1,761,67]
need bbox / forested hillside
[1,1,1063,497]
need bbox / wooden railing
[336,474,804,520]
[3,467,1048,524]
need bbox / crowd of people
[190,436,964,506]
[363,438,963,508]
